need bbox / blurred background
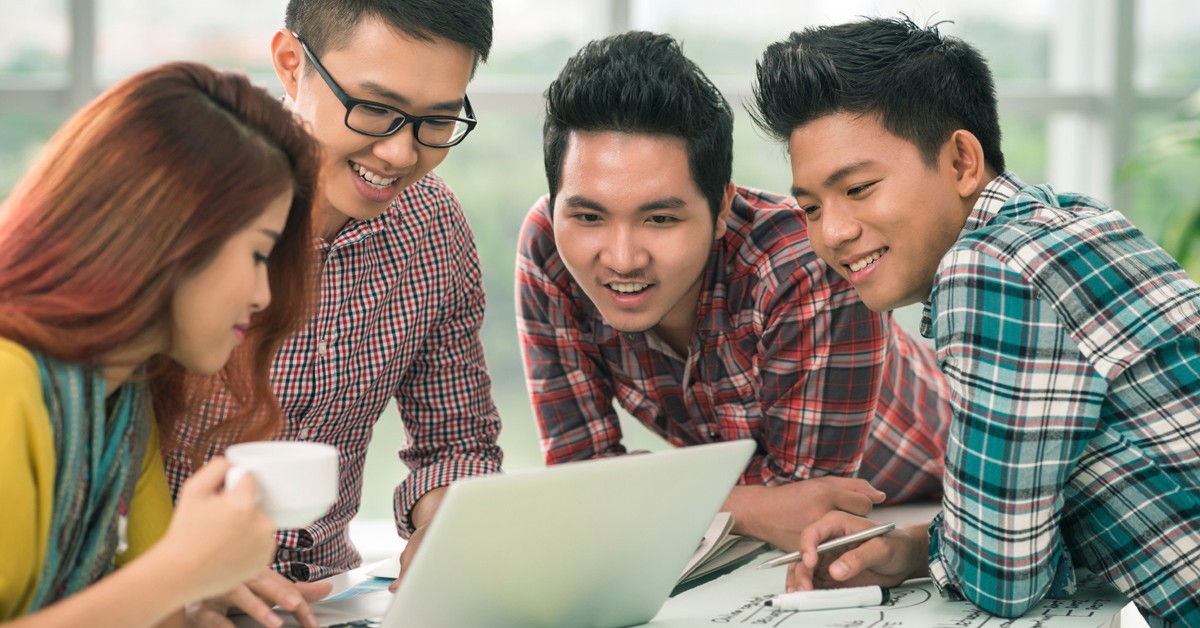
[2,0,1198,547]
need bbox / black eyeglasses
[294,34,477,148]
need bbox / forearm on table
[928,487,1069,618]
[721,483,830,547]
[722,484,775,541]
[722,469,887,550]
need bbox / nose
[371,123,421,169]
[820,204,862,251]
[250,265,272,313]
[598,225,650,274]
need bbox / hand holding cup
[224,441,340,529]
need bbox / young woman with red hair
[0,61,320,626]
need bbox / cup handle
[224,466,262,504]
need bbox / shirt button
[298,428,313,440]
[317,341,328,356]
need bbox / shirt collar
[960,171,1026,238]
[692,191,761,336]
[693,239,727,333]
[919,171,1024,337]
[317,206,390,254]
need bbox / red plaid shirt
[517,186,949,500]
[163,173,502,580]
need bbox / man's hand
[723,476,886,552]
[785,511,930,593]
[389,486,448,592]
[185,569,331,628]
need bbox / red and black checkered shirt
[517,186,949,500]
[163,173,502,580]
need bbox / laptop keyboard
[325,621,382,627]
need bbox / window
[2,0,1196,554]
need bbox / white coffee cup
[224,441,339,530]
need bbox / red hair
[0,62,322,451]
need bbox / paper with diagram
[650,556,1127,627]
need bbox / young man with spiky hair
[165,1,502,625]
[517,31,953,561]
[754,17,1200,626]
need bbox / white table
[249,503,1141,627]
[649,553,1127,627]
[647,503,1135,628]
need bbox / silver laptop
[303,439,755,628]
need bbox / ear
[947,129,987,201]
[271,29,303,101]
[714,182,735,240]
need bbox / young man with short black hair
[754,17,1200,626]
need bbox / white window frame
[0,0,1191,213]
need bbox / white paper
[365,554,402,579]
[679,512,735,578]
[650,555,1128,627]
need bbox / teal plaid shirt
[923,173,1200,625]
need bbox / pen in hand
[757,522,896,570]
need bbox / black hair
[751,16,1005,173]
[543,31,733,219]
[285,0,493,74]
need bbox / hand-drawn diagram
[650,563,1127,627]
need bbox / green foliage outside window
[1122,90,1200,278]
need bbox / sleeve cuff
[926,511,1078,603]
[927,511,965,601]
[394,455,502,537]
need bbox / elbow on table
[963,589,1043,619]
[955,567,1055,620]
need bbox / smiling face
[168,191,292,375]
[274,17,474,239]
[552,131,730,353]
[787,112,976,312]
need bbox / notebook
[289,439,755,628]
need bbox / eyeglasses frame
[293,33,477,148]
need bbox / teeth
[610,282,649,293]
[352,163,399,189]
[848,250,884,272]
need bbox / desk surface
[650,503,1128,627]
[650,555,1126,627]
[257,503,1132,628]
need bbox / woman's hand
[152,457,279,603]
[186,569,331,628]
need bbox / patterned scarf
[27,352,150,612]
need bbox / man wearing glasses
[164,1,501,625]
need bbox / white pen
[765,585,889,611]
[757,521,896,569]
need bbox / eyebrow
[358,80,465,114]
[791,160,877,198]
[562,195,688,213]
[260,228,282,242]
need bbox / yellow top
[0,337,173,619]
